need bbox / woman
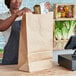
[0,0,51,65]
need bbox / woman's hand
[22,7,32,13]
[44,2,51,11]
[16,7,32,17]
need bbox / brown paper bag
[18,12,53,72]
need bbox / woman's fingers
[22,7,32,13]
[17,7,32,17]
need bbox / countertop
[0,62,76,76]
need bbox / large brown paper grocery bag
[18,12,53,72]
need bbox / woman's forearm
[0,14,17,31]
[0,7,32,32]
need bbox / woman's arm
[0,14,17,31]
[0,7,32,32]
